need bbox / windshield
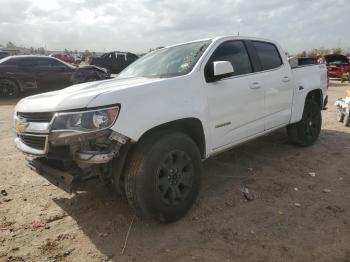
[118,40,211,79]
[0,56,11,64]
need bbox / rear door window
[253,41,283,71]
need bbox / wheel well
[306,89,323,109]
[140,118,206,158]
[0,78,19,86]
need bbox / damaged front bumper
[27,157,83,193]
[14,115,129,192]
[15,127,128,164]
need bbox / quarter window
[253,41,283,71]
[205,41,252,81]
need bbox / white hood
[15,77,162,113]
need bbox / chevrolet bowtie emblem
[15,120,28,133]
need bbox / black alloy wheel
[157,150,195,206]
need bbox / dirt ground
[0,82,349,262]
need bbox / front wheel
[287,99,322,146]
[124,131,202,223]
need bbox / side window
[36,58,52,67]
[253,41,283,71]
[115,52,126,63]
[128,54,138,62]
[36,58,66,68]
[2,58,19,66]
[16,58,39,67]
[109,53,116,60]
[48,58,65,67]
[205,41,252,81]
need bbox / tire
[344,114,350,127]
[287,99,322,147]
[124,131,202,223]
[0,79,19,98]
[336,109,345,122]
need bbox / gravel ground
[0,81,349,262]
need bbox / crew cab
[13,36,328,222]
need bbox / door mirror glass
[213,61,234,77]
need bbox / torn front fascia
[49,130,129,166]
[76,133,128,165]
[75,131,129,166]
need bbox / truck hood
[15,77,163,113]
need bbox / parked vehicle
[289,57,318,69]
[51,54,75,64]
[90,51,138,74]
[325,54,350,78]
[0,55,110,97]
[72,54,82,64]
[13,36,328,222]
[335,90,350,126]
[0,51,9,59]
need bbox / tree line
[0,41,95,57]
[296,47,348,58]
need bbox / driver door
[204,40,265,151]
[35,58,73,89]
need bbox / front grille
[17,112,54,122]
[18,135,47,150]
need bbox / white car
[14,36,328,222]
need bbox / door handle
[250,82,261,89]
[282,76,290,83]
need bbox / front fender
[87,75,209,143]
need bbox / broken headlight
[51,106,120,132]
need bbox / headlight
[51,106,120,132]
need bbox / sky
[0,0,349,54]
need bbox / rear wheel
[124,131,202,223]
[0,79,19,98]
[287,99,322,146]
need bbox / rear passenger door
[204,40,265,151]
[250,41,293,130]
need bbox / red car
[325,54,350,78]
[51,54,75,64]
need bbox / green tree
[6,41,16,48]
[37,47,46,55]
[307,49,318,58]
[297,51,307,57]
[331,48,342,55]
[84,49,91,57]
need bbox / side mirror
[213,61,234,77]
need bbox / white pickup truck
[14,36,328,222]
